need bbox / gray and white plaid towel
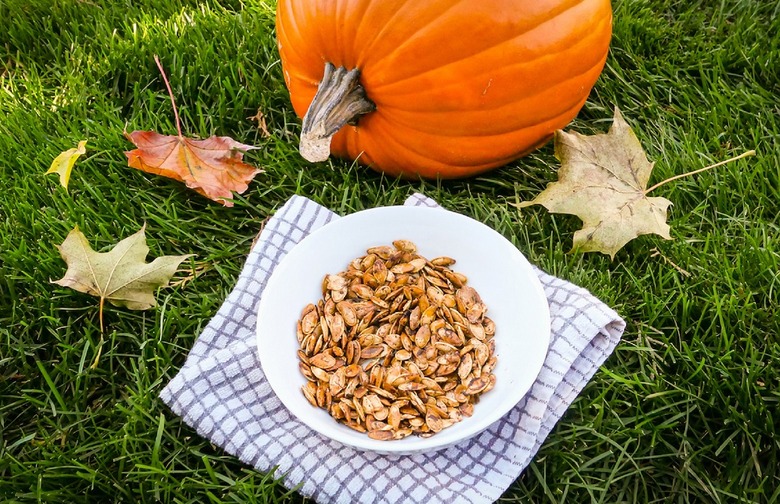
[160,193,626,503]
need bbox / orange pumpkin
[277,0,613,179]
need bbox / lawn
[1,0,778,502]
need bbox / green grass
[1,0,778,502]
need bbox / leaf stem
[90,335,104,370]
[645,150,756,194]
[154,55,183,138]
[99,296,105,334]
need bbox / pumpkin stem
[300,62,376,163]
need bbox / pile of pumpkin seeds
[297,240,497,440]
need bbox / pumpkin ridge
[375,58,606,133]
[354,0,418,65]
[277,1,319,80]
[283,67,319,88]
[276,24,305,83]
[373,19,610,109]
[336,0,348,64]
[349,0,383,67]
[369,0,592,88]
[351,128,499,175]
[357,118,463,167]
[355,97,585,169]
[347,121,520,177]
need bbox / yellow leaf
[46,140,88,191]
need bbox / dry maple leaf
[515,107,755,259]
[52,225,193,331]
[515,107,672,259]
[124,131,260,206]
[124,56,262,207]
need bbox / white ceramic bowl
[256,206,550,455]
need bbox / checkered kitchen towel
[160,193,626,503]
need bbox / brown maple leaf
[515,107,755,259]
[124,56,262,207]
[124,131,260,206]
